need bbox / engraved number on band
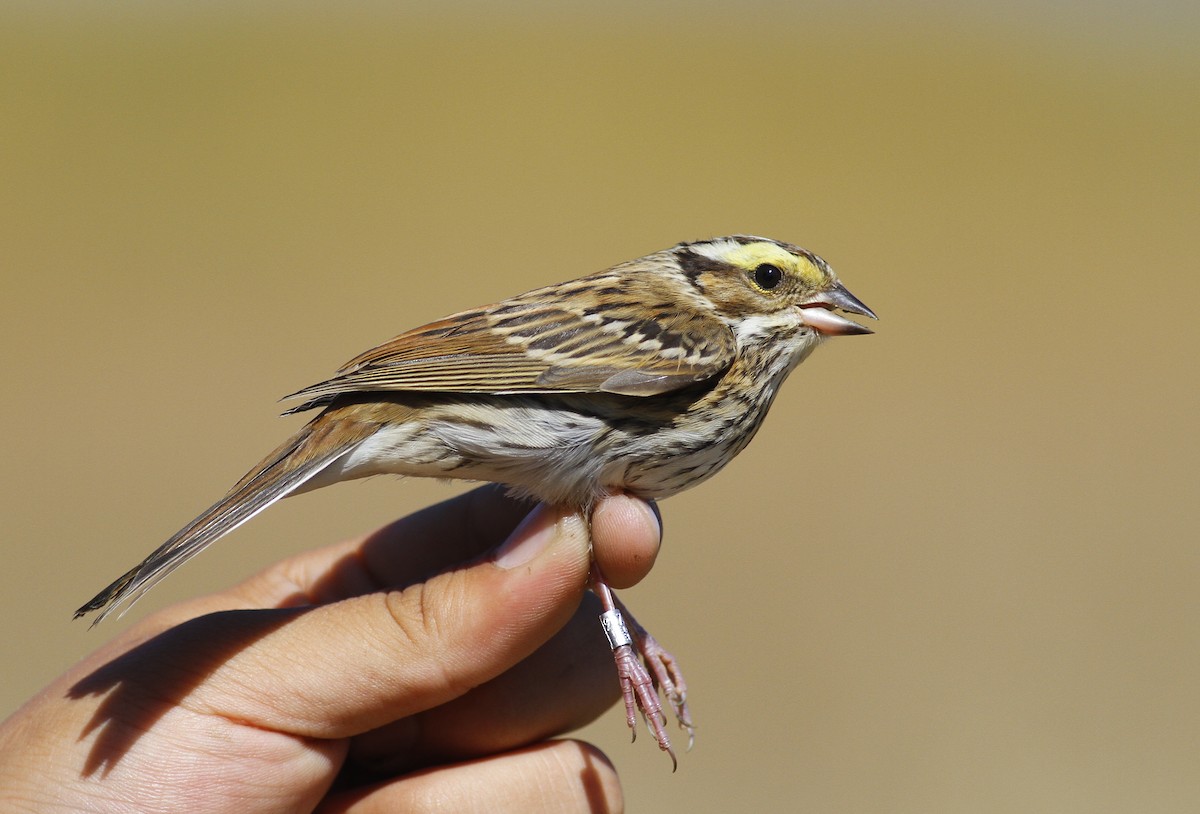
[600,608,633,649]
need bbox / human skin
[0,487,663,813]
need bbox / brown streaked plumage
[76,235,876,765]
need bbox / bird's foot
[631,625,694,752]
[600,605,692,769]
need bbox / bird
[75,235,876,765]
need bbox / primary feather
[75,419,377,624]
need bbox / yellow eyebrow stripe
[724,242,825,286]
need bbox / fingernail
[494,505,558,569]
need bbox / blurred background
[2,1,1197,810]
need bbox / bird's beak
[797,281,877,336]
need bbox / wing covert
[284,285,736,406]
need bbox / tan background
[3,3,1198,811]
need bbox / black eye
[752,263,783,290]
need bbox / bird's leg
[614,594,695,752]
[590,569,677,769]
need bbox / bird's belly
[323,402,620,506]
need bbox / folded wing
[285,285,736,409]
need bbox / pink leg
[616,595,695,752]
[591,570,692,769]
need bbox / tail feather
[75,417,374,625]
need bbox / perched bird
[76,235,875,764]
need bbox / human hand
[0,486,663,813]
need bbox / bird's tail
[75,416,375,625]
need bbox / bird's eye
[752,263,783,291]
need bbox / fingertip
[590,495,662,590]
[564,740,625,814]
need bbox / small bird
[76,235,875,764]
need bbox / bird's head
[671,236,877,341]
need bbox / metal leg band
[600,608,633,650]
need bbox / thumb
[202,503,594,738]
[69,504,594,757]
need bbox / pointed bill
[798,282,877,336]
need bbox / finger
[344,592,616,775]
[190,502,593,738]
[317,741,623,814]
[220,488,658,613]
[590,494,661,590]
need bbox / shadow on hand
[66,487,538,777]
[67,607,303,776]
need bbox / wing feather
[284,275,736,407]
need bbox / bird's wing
[284,286,736,407]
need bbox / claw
[604,614,694,768]
[592,568,692,768]
[612,643,675,758]
[614,598,696,751]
